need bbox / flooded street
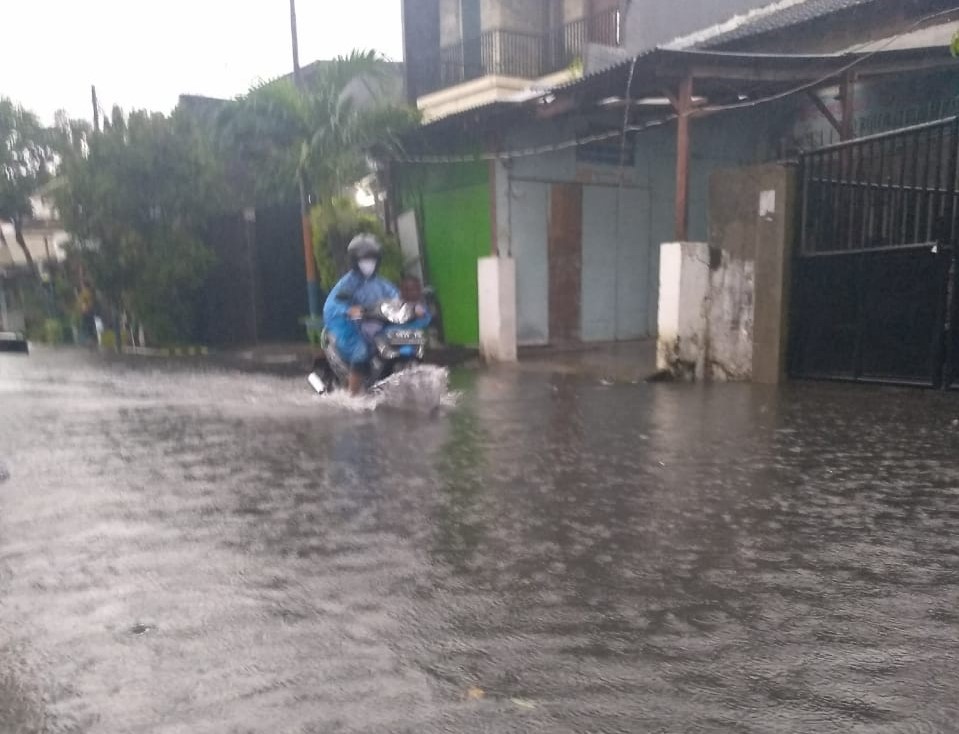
[2,349,958,733]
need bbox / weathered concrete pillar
[657,241,710,380]
[708,162,796,384]
[751,168,796,385]
[478,256,518,363]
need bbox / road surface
[1,349,958,732]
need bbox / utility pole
[0,277,8,331]
[91,85,100,132]
[290,0,303,89]
[243,207,260,345]
[289,0,321,323]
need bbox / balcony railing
[425,8,621,96]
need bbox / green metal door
[421,182,491,346]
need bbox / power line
[696,5,959,115]
[392,5,959,165]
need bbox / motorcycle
[308,299,429,395]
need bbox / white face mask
[357,258,377,277]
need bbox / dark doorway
[548,183,583,343]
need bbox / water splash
[313,389,380,413]
[308,364,452,414]
[373,365,451,414]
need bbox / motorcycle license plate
[389,330,425,345]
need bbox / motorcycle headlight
[379,301,414,324]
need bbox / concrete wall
[479,0,589,32]
[439,0,462,45]
[487,0,545,32]
[657,163,796,382]
[630,0,943,53]
[623,0,770,52]
[564,0,588,22]
[402,0,441,101]
[710,0,944,54]
[437,0,594,41]
[438,0,551,38]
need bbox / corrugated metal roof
[680,0,880,48]
[418,100,522,130]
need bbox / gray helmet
[347,233,382,267]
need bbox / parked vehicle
[0,331,28,354]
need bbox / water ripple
[1,352,958,732]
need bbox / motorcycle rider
[323,234,399,395]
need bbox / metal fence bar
[808,117,959,154]
[875,135,886,246]
[801,117,959,255]
[916,128,932,243]
[862,141,872,246]
[831,148,841,253]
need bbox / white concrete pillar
[657,241,710,379]
[478,256,517,363]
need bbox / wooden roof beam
[805,90,842,136]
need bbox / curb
[121,346,211,358]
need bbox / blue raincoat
[323,270,399,366]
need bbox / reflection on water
[1,349,958,732]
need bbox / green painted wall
[398,162,491,346]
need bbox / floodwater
[1,349,958,733]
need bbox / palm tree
[219,50,418,318]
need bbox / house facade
[392,0,959,385]
[396,0,781,348]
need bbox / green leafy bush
[31,318,66,344]
[311,197,403,291]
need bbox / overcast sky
[2,0,404,124]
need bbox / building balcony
[416,8,622,118]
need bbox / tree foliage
[220,51,419,292]
[53,107,226,342]
[0,98,56,275]
[220,50,418,206]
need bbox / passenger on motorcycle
[323,234,399,395]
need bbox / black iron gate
[790,117,959,388]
